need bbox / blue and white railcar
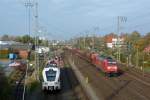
[42,67,61,91]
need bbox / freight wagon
[69,48,119,76]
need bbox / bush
[0,71,12,100]
[28,80,40,92]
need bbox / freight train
[69,48,119,76]
[42,65,61,91]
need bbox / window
[46,69,56,81]
[107,62,116,66]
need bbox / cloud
[0,0,150,39]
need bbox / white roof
[0,41,21,45]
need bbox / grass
[0,69,12,100]
[64,63,70,68]
[28,80,40,92]
[143,67,150,73]
[26,58,46,92]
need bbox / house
[0,40,21,45]
[144,45,150,53]
[35,46,50,54]
[106,37,124,48]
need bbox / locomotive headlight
[44,82,48,85]
[107,67,111,69]
[114,67,117,70]
[55,82,58,84]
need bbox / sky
[0,0,150,40]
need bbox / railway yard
[0,48,150,100]
[0,42,148,100]
[1,0,150,100]
[0,48,149,100]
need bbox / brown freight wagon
[19,50,29,59]
[0,49,9,54]
[0,49,9,59]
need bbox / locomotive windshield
[46,69,57,81]
[46,64,57,68]
[108,62,116,66]
[107,57,116,66]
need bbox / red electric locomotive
[90,53,118,74]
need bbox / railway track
[26,52,87,100]
[63,55,89,100]
[14,72,26,100]
[66,51,150,100]
[38,67,87,100]
[74,50,150,86]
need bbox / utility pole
[126,42,131,66]
[83,34,86,49]
[92,34,95,51]
[25,0,33,38]
[34,2,39,81]
[136,47,139,67]
[117,16,127,62]
[23,0,33,100]
[117,16,120,62]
